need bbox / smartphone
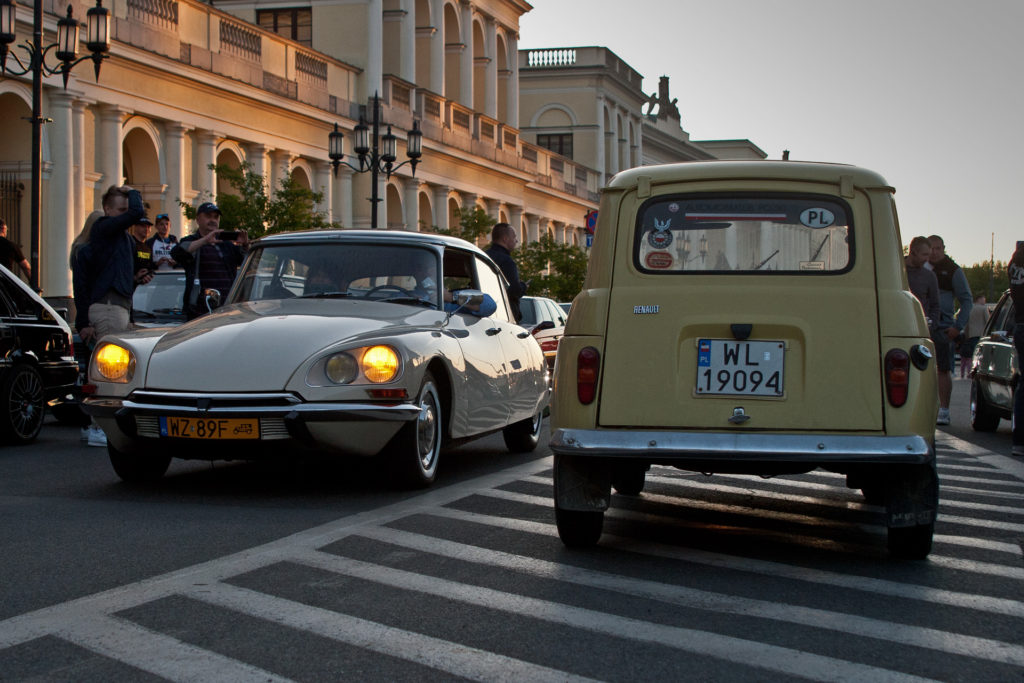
[218,230,241,241]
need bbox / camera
[218,230,241,241]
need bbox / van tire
[970,380,1000,432]
[612,462,647,496]
[555,506,603,547]
[887,522,934,560]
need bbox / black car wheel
[392,372,442,488]
[502,410,543,453]
[0,364,46,444]
[108,443,171,483]
[888,522,935,560]
[970,380,1000,432]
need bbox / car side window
[0,276,35,317]
[991,297,1014,334]
[475,256,511,322]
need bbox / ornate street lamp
[329,92,422,229]
[0,0,110,291]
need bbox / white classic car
[84,230,550,486]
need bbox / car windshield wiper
[298,291,355,299]
[377,296,438,308]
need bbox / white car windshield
[232,243,441,307]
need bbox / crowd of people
[904,233,1024,457]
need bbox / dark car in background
[971,289,1016,431]
[0,266,78,443]
[519,295,566,371]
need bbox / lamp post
[0,0,110,292]
[328,92,422,229]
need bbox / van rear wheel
[888,522,934,560]
[555,507,603,547]
[612,462,647,496]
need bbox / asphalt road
[0,377,1021,681]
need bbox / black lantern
[329,92,424,228]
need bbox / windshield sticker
[647,219,674,248]
[645,251,674,269]
[799,208,835,228]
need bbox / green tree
[432,206,495,244]
[179,162,337,237]
[963,260,1008,301]
[515,234,589,302]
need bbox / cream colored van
[550,161,938,559]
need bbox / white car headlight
[92,343,135,383]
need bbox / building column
[507,34,518,126]
[270,149,292,194]
[459,1,473,108]
[45,90,75,297]
[526,213,540,244]
[97,104,129,192]
[314,160,333,224]
[483,17,497,119]
[433,186,450,232]
[245,143,268,189]
[332,165,353,228]
[71,99,89,235]
[195,130,218,199]
[595,96,607,186]
[509,205,524,242]
[366,0,383,99]
[399,0,415,83]
[164,122,188,238]
[403,178,421,231]
[429,0,444,94]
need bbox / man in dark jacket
[84,185,153,343]
[171,202,248,319]
[485,222,527,322]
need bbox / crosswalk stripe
[188,583,599,683]
[426,507,1024,619]
[486,487,1024,580]
[291,548,937,683]
[59,613,292,682]
[353,525,1024,666]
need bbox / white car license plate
[696,339,785,396]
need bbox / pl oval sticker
[799,208,835,229]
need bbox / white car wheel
[393,372,442,487]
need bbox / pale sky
[519,0,1023,267]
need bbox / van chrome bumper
[550,428,932,464]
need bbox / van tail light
[884,348,910,407]
[577,346,600,404]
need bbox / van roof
[607,160,891,191]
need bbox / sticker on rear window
[800,208,835,228]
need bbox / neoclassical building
[518,47,765,184]
[0,0,600,307]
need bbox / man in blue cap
[171,202,249,319]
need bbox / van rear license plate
[696,339,784,396]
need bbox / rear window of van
[634,195,852,274]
